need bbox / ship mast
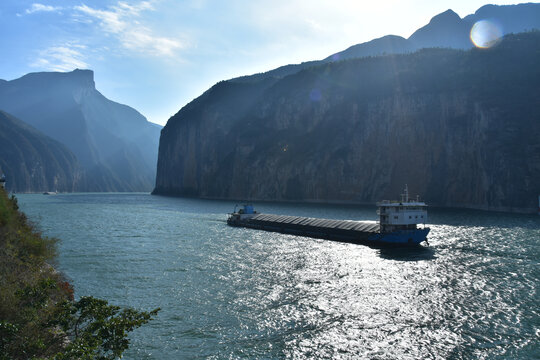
[401,184,409,203]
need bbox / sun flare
[470,20,503,48]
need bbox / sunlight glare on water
[15,193,540,359]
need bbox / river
[17,193,539,359]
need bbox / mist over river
[17,193,539,359]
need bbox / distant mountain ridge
[233,3,540,83]
[155,3,540,213]
[0,110,81,192]
[0,69,161,192]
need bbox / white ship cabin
[377,185,428,232]
[230,204,258,220]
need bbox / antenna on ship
[404,184,409,202]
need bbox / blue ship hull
[227,213,430,246]
[368,228,430,245]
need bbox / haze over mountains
[155,3,540,213]
[336,3,540,59]
[234,3,540,83]
[0,110,80,192]
[0,69,161,192]
[1,2,538,209]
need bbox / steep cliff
[0,110,80,192]
[154,32,540,213]
[0,69,161,192]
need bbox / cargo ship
[227,185,430,246]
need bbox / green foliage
[53,297,159,360]
[0,188,159,359]
[1,277,71,359]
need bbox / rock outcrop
[154,32,540,213]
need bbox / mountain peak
[16,69,95,90]
[0,68,161,192]
[408,8,470,49]
[429,9,461,24]
[66,68,95,89]
[71,68,94,80]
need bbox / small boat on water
[227,185,431,246]
[43,191,58,195]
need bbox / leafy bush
[0,189,159,359]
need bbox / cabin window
[409,216,412,219]
[394,216,398,219]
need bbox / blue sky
[0,0,526,125]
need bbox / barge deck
[228,213,381,244]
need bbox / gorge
[154,32,540,213]
[0,69,161,192]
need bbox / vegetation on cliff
[154,31,540,213]
[0,188,159,359]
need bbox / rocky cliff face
[155,33,540,213]
[0,69,161,192]
[0,111,80,192]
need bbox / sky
[0,0,528,126]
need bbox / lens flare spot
[470,20,503,48]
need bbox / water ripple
[16,193,540,359]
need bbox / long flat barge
[227,186,431,246]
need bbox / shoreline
[151,190,538,215]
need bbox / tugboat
[227,185,430,246]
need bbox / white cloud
[31,44,89,72]
[75,4,125,33]
[116,1,155,15]
[25,3,62,15]
[74,1,185,57]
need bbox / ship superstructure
[377,184,428,233]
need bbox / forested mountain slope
[155,32,540,212]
